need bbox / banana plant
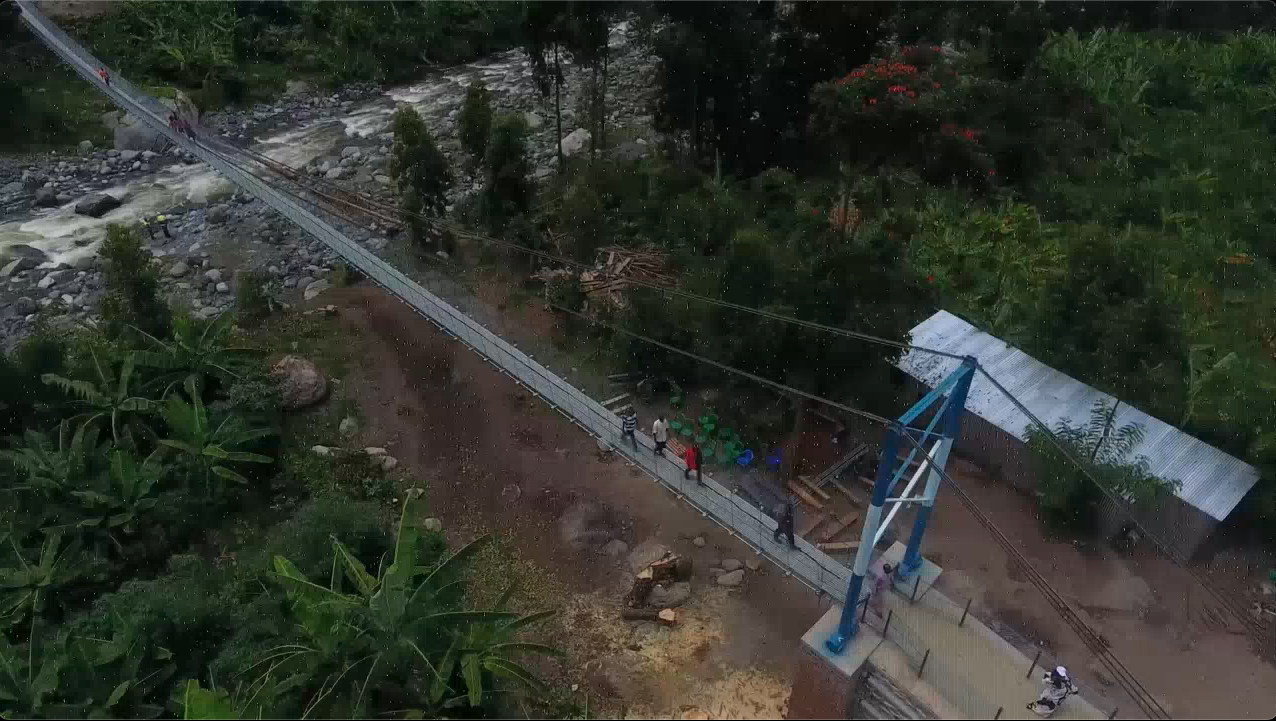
[40,347,157,448]
[63,628,176,720]
[133,312,260,397]
[56,450,167,554]
[0,533,90,629]
[0,622,81,719]
[159,378,273,497]
[0,421,110,501]
[254,493,558,718]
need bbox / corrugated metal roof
[895,311,1260,521]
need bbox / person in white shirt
[652,415,669,457]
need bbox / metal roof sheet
[895,311,1260,521]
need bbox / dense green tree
[100,225,172,342]
[482,113,534,233]
[458,80,493,171]
[390,106,453,248]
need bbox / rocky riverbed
[0,21,658,349]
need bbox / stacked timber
[580,246,673,309]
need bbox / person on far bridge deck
[652,414,668,457]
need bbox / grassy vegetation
[0,224,563,719]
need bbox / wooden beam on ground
[788,482,825,511]
[820,512,861,543]
[817,541,861,552]
[798,512,829,538]
[828,478,867,505]
[857,475,876,490]
[602,392,631,408]
[796,476,831,501]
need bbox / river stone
[324,167,347,180]
[285,80,312,96]
[114,114,165,152]
[560,128,592,157]
[1,258,36,278]
[423,518,443,533]
[73,193,121,218]
[271,355,328,410]
[341,146,361,158]
[599,539,629,557]
[32,186,59,208]
[524,112,544,130]
[303,279,331,301]
[215,281,229,293]
[207,205,228,224]
[0,181,23,195]
[338,416,358,436]
[78,140,93,153]
[168,262,189,278]
[720,558,743,572]
[716,569,745,587]
[119,150,139,162]
[204,268,223,283]
[4,244,49,263]
[12,297,36,315]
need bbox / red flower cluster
[940,124,980,142]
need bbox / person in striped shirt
[621,409,637,450]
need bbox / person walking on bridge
[620,409,637,451]
[652,414,669,457]
[98,67,110,87]
[683,442,701,484]
[772,499,795,548]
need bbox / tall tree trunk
[589,64,599,160]
[600,49,609,152]
[554,44,564,174]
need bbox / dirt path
[921,459,1276,720]
[313,285,825,718]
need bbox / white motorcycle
[1027,667,1079,718]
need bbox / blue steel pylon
[826,356,977,654]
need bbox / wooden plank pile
[580,246,672,309]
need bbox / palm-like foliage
[0,623,76,719]
[0,533,88,628]
[159,379,272,497]
[40,347,156,447]
[0,421,110,500]
[250,494,560,718]
[133,312,259,397]
[59,450,167,550]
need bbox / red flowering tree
[809,44,996,188]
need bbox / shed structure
[895,310,1261,559]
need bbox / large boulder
[114,113,166,152]
[560,128,592,157]
[101,110,123,129]
[73,193,121,218]
[285,80,312,97]
[647,581,692,608]
[0,180,23,195]
[1,258,37,278]
[271,355,328,410]
[4,244,49,264]
[33,187,60,208]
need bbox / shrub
[482,113,534,232]
[234,269,276,326]
[100,224,171,340]
[459,80,493,170]
[1026,399,1182,538]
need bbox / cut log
[820,512,860,543]
[621,608,678,625]
[796,476,831,501]
[788,482,825,511]
[817,541,861,552]
[798,512,829,538]
[857,475,876,490]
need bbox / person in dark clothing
[772,500,795,547]
[620,410,637,450]
[141,216,154,241]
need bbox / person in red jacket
[683,443,701,484]
[98,67,110,87]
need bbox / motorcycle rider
[1028,666,1078,716]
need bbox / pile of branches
[579,246,672,309]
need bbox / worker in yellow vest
[141,214,172,241]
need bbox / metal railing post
[1027,649,1042,679]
